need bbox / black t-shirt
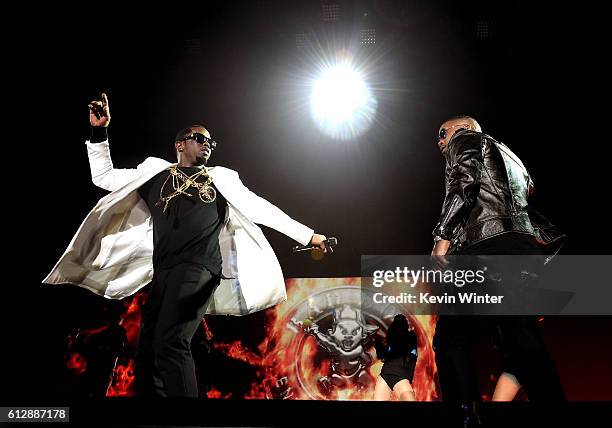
[137,166,227,274]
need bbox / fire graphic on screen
[254,278,439,401]
[64,278,439,400]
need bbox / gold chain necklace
[156,165,217,212]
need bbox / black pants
[433,316,482,401]
[433,233,565,401]
[134,263,220,397]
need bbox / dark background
[6,0,610,401]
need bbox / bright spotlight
[310,64,377,140]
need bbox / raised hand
[88,93,111,127]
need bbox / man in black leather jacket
[430,115,565,402]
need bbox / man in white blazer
[43,93,327,397]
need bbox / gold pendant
[199,185,216,203]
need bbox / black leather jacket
[433,130,565,255]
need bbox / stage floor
[2,399,609,427]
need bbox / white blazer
[43,141,314,315]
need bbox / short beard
[195,155,208,166]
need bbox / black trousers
[134,263,220,397]
[433,233,565,401]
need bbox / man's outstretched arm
[86,93,155,192]
[230,172,327,250]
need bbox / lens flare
[310,64,377,140]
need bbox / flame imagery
[65,278,439,400]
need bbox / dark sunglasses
[438,125,467,141]
[181,133,217,149]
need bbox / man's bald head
[437,115,482,155]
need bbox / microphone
[292,237,338,254]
